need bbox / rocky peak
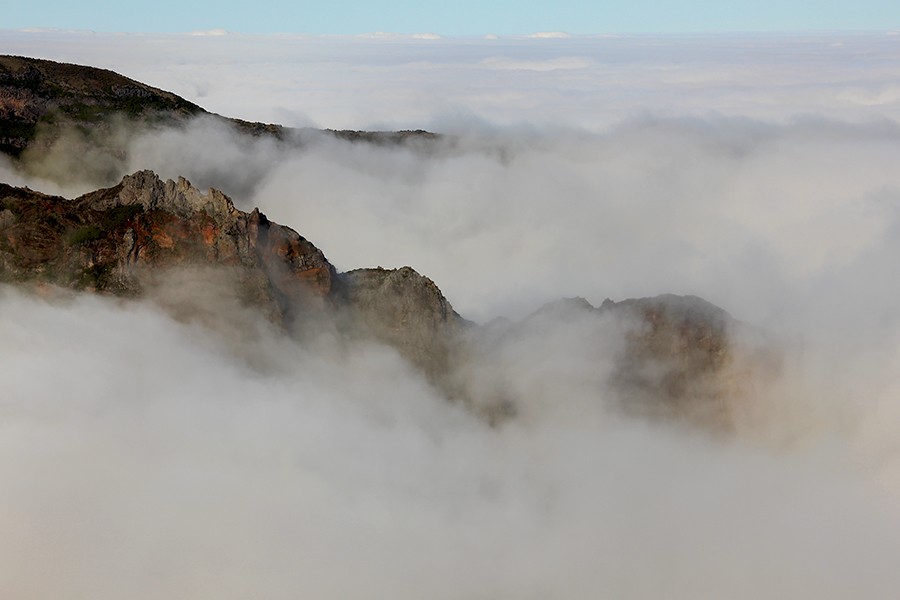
[454,293,767,431]
[0,171,336,323]
[599,294,743,428]
[80,170,237,220]
[338,266,468,377]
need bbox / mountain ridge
[0,54,438,162]
[0,55,774,431]
[0,170,770,431]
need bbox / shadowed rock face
[599,295,740,429]
[338,266,468,377]
[453,294,773,431]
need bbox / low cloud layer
[3,31,900,597]
[3,284,900,599]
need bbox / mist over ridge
[3,36,900,598]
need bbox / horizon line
[5,27,900,39]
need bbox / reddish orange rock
[0,170,336,321]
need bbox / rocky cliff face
[338,266,468,377]
[0,170,334,322]
[599,295,744,428]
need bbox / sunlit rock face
[0,170,335,322]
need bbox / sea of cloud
[3,30,900,598]
[4,30,900,129]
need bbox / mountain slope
[0,55,209,157]
[0,54,435,163]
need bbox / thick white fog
[3,31,900,598]
[5,287,900,599]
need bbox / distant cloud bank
[3,30,899,131]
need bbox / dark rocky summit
[0,55,207,158]
[0,55,438,164]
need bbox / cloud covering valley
[2,30,900,598]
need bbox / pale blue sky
[4,0,900,34]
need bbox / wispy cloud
[526,31,572,38]
[188,28,231,36]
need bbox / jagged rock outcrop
[0,170,457,358]
[453,294,770,430]
[338,266,468,377]
[599,294,739,428]
[0,170,335,323]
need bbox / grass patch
[69,224,102,245]
[68,205,143,245]
[100,204,143,230]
